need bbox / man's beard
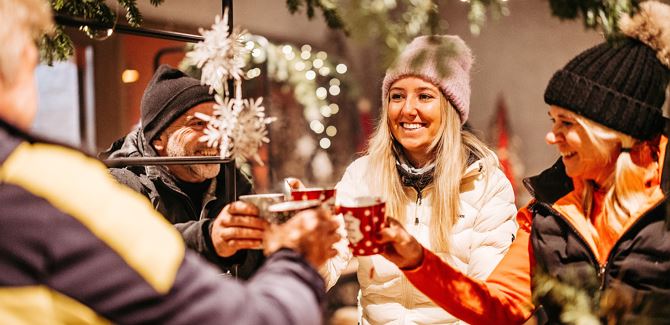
[166,137,220,180]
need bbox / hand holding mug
[211,201,269,257]
[263,206,341,268]
[376,218,424,270]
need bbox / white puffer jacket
[323,155,518,324]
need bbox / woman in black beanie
[370,1,670,323]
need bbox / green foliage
[41,0,165,65]
[286,0,345,30]
[532,268,601,324]
[548,0,641,39]
[39,26,73,65]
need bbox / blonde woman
[373,2,670,323]
[324,35,518,324]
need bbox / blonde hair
[572,113,654,243]
[0,0,52,86]
[366,93,496,252]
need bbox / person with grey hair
[100,65,266,278]
[0,0,340,323]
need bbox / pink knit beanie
[382,35,473,124]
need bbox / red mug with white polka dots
[290,187,336,203]
[337,197,386,256]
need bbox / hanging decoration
[183,34,348,151]
[184,11,275,164]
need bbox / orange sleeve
[403,206,535,324]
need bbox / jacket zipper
[596,198,666,290]
[539,198,665,290]
[536,203,602,279]
[415,189,423,225]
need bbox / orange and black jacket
[401,158,670,324]
[0,119,325,324]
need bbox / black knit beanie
[141,65,214,142]
[544,38,670,140]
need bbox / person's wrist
[399,247,424,271]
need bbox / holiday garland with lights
[42,0,645,65]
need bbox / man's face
[0,40,38,130]
[153,102,220,183]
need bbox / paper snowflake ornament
[186,9,247,95]
[187,9,275,164]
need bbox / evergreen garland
[286,0,345,30]
[41,0,165,65]
[548,0,641,38]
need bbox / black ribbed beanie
[141,65,214,142]
[544,39,670,140]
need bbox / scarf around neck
[393,143,435,193]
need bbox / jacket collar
[523,158,574,205]
[0,119,25,165]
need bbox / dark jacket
[100,127,263,278]
[0,119,325,324]
[526,159,670,324]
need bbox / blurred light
[245,41,255,50]
[316,87,328,99]
[318,67,331,76]
[329,78,340,86]
[336,64,347,74]
[246,68,261,79]
[301,51,311,60]
[329,103,339,115]
[310,120,325,133]
[319,138,331,149]
[294,61,306,71]
[320,105,332,117]
[326,126,337,137]
[329,85,341,96]
[285,51,295,60]
[122,69,139,83]
[305,106,321,121]
[316,51,327,60]
[301,44,312,52]
[282,45,293,55]
[313,58,324,69]
[251,48,262,57]
[305,70,316,80]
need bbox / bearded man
[101,65,265,278]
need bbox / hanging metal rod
[55,14,204,43]
[104,156,233,168]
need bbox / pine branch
[118,0,143,27]
[42,0,167,64]
[285,0,345,31]
[286,0,300,13]
[548,0,641,38]
[40,26,74,65]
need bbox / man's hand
[211,201,269,257]
[263,206,340,269]
[376,217,424,270]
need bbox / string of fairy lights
[243,35,347,150]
